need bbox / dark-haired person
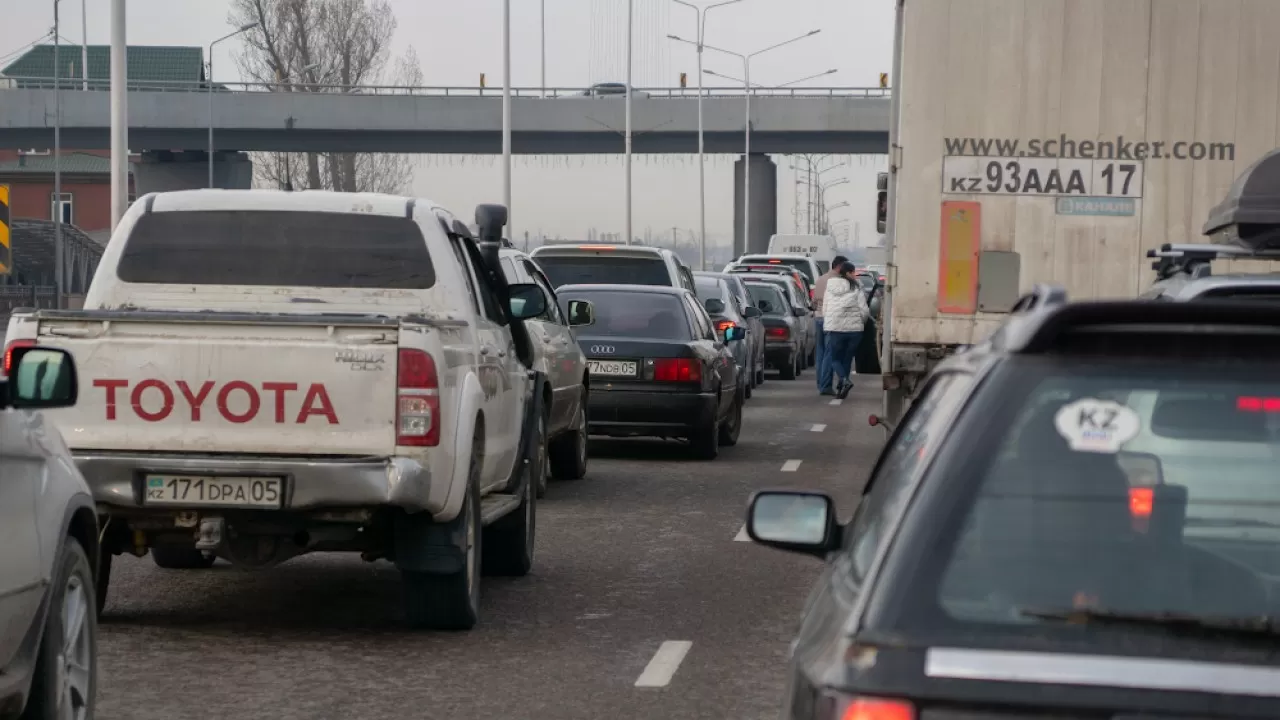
[821,261,870,399]
[811,254,848,396]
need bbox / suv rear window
[535,255,670,288]
[931,360,1280,636]
[745,283,788,316]
[116,210,436,288]
[740,256,815,284]
[556,290,690,341]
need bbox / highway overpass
[0,83,890,155]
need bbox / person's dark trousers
[815,318,834,394]
[827,330,862,396]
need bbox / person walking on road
[822,262,871,400]
[811,255,848,396]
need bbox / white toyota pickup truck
[3,189,590,630]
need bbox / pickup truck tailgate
[32,313,402,456]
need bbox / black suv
[746,287,1280,720]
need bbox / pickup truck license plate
[144,475,284,508]
[587,359,637,377]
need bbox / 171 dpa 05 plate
[143,475,284,508]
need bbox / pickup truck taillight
[397,349,439,446]
[2,339,35,377]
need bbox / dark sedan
[744,280,804,380]
[555,284,744,460]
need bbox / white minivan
[766,234,840,274]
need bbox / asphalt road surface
[96,379,886,720]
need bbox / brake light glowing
[1237,396,1280,412]
[839,697,915,720]
[397,349,440,446]
[715,320,736,334]
[766,327,790,340]
[577,245,616,250]
[1129,487,1154,518]
[768,259,781,263]
[653,358,701,382]
[2,339,35,377]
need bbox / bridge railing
[0,76,889,98]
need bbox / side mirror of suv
[6,346,78,409]
[566,300,595,327]
[792,307,808,318]
[507,283,548,320]
[742,306,762,319]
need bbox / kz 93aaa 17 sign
[942,156,1144,198]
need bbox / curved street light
[208,22,259,188]
[669,28,822,256]
[703,67,837,89]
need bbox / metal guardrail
[0,76,890,98]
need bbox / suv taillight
[3,339,35,377]
[653,358,701,382]
[397,349,439,446]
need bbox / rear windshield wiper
[1019,607,1280,639]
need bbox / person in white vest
[821,262,871,399]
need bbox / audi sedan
[555,284,745,460]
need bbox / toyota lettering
[92,378,340,424]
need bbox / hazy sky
[2,0,893,247]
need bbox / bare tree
[228,0,418,193]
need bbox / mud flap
[503,370,547,496]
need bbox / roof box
[1203,149,1280,250]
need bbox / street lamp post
[80,0,88,90]
[54,0,63,307]
[671,0,743,270]
[540,0,546,98]
[791,155,844,232]
[275,62,320,190]
[669,29,821,257]
[625,0,632,245]
[110,0,127,231]
[208,23,258,189]
[703,67,837,90]
[503,0,513,237]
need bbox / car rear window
[534,255,670,288]
[116,210,436,288]
[556,290,690,341]
[694,277,729,305]
[740,256,815,284]
[746,283,788,316]
[930,360,1280,637]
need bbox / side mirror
[792,307,808,317]
[507,283,548,320]
[566,299,595,327]
[7,346,78,409]
[743,306,762,319]
[746,490,840,558]
[704,298,726,315]
[724,326,745,342]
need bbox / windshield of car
[739,256,815,284]
[746,283,788,316]
[556,290,690,341]
[932,360,1280,638]
[116,210,436,288]
[694,277,730,306]
[535,255,670,288]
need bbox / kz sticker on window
[1053,398,1140,454]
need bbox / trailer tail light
[397,349,440,446]
[653,358,701,382]
[766,326,790,340]
[2,339,35,377]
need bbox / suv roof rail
[1146,242,1280,281]
[1009,284,1068,314]
[1008,300,1280,354]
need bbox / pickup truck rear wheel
[482,413,540,577]
[549,400,588,480]
[151,546,216,570]
[402,441,482,631]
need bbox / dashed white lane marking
[810,423,827,432]
[781,459,803,472]
[734,525,749,542]
[828,399,842,406]
[635,641,694,687]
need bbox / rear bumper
[74,451,440,515]
[587,389,716,437]
[764,342,797,367]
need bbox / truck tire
[718,388,743,446]
[24,537,97,720]
[548,400,588,480]
[689,403,721,460]
[402,437,482,631]
[151,546,216,570]
[779,354,798,380]
[483,414,540,577]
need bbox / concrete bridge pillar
[132,150,254,195]
[733,154,777,258]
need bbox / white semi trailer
[879,0,1280,423]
